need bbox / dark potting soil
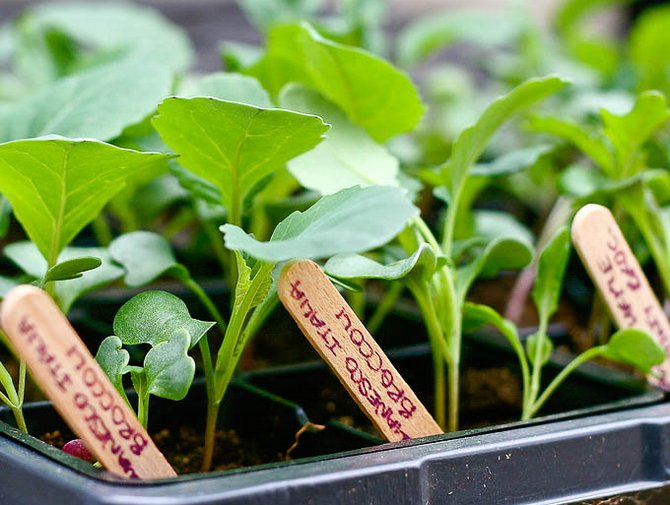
[309,366,523,437]
[39,425,290,475]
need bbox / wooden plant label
[278,260,442,441]
[1,285,176,479]
[572,204,670,389]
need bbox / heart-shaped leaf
[109,231,188,287]
[142,329,195,401]
[95,336,131,400]
[280,85,399,194]
[152,97,329,224]
[248,22,424,141]
[221,185,419,262]
[113,290,214,349]
[0,138,170,265]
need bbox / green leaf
[26,1,193,71]
[600,328,666,374]
[0,61,174,143]
[527,115,613,174]
[397,10,524,67]
[470,145,553,177]
[95,336,130,399]
[237,0,325,32]
[559,164,606,198]
[180,72,273,107]
[44,256,102,283]
[280,84,399,194]
[0,138,170,265]
[248,23,424,141]
[109,231,187,287]
[456,235,533,301]
[142,329,195,401]
[525,332,554,367]
[324,243,438,282]
[629,6,670,93]
[113,291,214,349]
[4,242,124,312]
[531,227,570,326]
[221,185,419,262]
[233,251,272,312]
[152,97,329,223]
[462,302,521,348]
[601,91,670,174]
[0,276,19,299]
[442,75,569,194]
[0,196,11,238]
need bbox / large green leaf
[601,91,670,175]
[0,61,174,143]
[4,241,124,312]
[109,231,187,287]
[113,291,214,349]
[25,2,193,71]
[152,97,329,223]
[442,75,569,194]
[531,227,570,326]
[600,328,665,374]
[221,185,419,262]
[180,72,273,108]
[280,85,399,194]
[248,23,424,141]
[0,138,170,265]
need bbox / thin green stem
[11,405,27,433]
[92,213,113,246]
[213,262,275,402]
[348,288,366,320]
[137,393,149,429]
[367,282,404,335]
[182,276,228,335]
[526,317,548,416]
[408,282,450,429]
[525,347,602,419]
[200,399,220,472]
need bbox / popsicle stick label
[278,260,442,441]
[1,285,176,479]
[572,204,670,389]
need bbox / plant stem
[182,276,228,335]
[200,399,220,472]
[525,347,602,419]
[137,393,149,429]
[526,318,548,417]
[92,213,113,246]
[367,282,404,335]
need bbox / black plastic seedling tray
[0,334,667,505]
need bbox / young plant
[324,75,568,431]
[462,228,665,419]
[532,91,670,300]
[0,137,169,431]
[96,291,214,427]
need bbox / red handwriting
[288,279,415,440]
[17,316,146,479]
